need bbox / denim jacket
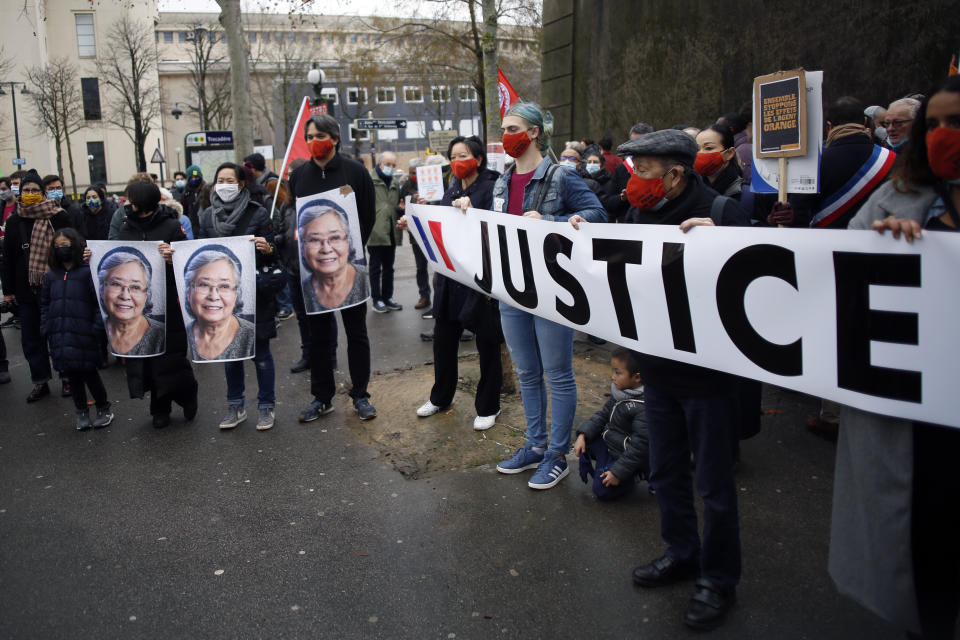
[492,156,607,223]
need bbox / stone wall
[541,0,960,150]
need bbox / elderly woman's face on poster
[104,260,149,322]
[303,211,350,277]
[189,258,239,325]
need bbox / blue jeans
[645,383,741,589]
[224,338,275,409]
[499,303,576,458]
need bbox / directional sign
[12,158,26,166]
[185,131,234,147]
[150,148,165,163]
[354,119,408,130]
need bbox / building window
[376,87,395,104]
[459,118,481,136]
[362,34,370,43]
[458,85,477,102]
[313,33,322,42]
[300,33,309,43]
[75,14,96,58]
[346,87,367,104]
[288,32,296,43]
[320,89,339,105]
[163,31,173,43]
[179,32,189,42]
[348,127,369,141]
[377,129,398,141]
[81,78,101,121]
[87,141,107,184]
[403,86,423,103]
[327,34,334,43]
[248,32,257,43]
[431,86,450,103]
[262,32,270,43]
[432,119,454,131]
[405,121,426,139]
[350,34,358,43]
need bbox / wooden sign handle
[777,157,788,227]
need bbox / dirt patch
[345,339,616,479]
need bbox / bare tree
[26,57,83,197]
[216,0,254,161]
[184,23,225,130]
[96,15,160,172]
[337,50,388,157]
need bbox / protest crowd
[2,70,960,638]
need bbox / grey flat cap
[616,129,698,165]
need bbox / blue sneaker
[496,445,544,474]
[528,455,569,489]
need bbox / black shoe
[353,397,377,420]
[683,579,736,631]
[276,309,294,321]
[384,298,403,311]
[27,382,50,403]
[76,409,92,431]
[152,413,170,429]
[299,399,334,422]
[420,310,434,320]
[420,331,434,342]
[61,379,72,397]
[0,370,10,384]
[632,553,699,587]
[290,358,309,373]
[183,399,198,421]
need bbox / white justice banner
[407,203,960,428]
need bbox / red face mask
[694,151,725,177]
[502,130,533,158]
[450,157,478,180]
[926,126,960,181]
[308,138,334,160]
[625,173,668,209]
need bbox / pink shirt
[507,169,535,215]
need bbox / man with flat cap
[617,129,749,631]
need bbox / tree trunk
[135,117,147,172]
[482,0,500,143]
[63,129,78,199]
[217,0,254,161]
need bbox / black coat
[288,153,376,245]
[69,200,117,241]
[434,169,500,327]
[197,196,278,340]
[110,204,191,400]
[576,388,650,481]
[600,162,631,220]
[40,264,105,372]
[1,209,72,303]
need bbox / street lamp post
[171,101,203,130]
[0,81,29,167]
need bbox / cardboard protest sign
[751,71,823,195]
[171,236,257,363]
[416,164,445,202]
[407,202,960,429]
[88,240,166,358]
[753,69,814,204]
[296,186,370,314]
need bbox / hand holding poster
[171,237,257,362]
[407,202,960,428]
[87,240,166,357]
[416,165,445,202]
[296,186,370,314]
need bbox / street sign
[12,158,26,166]
[428,130,458,151]
[354,119,408,130]
[150,148,165,163]
[185,131,234,147]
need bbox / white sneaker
[416,400,442,417]
[473,410,502,431]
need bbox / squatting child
[40,228,114,430]
[573,347,649,500]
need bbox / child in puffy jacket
[40,228,113,430]
[574,347,649,500]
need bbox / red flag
[278,96,314,181]
[950,54,958,77]
[497,68,520,118]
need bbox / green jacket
[366,168,402,247]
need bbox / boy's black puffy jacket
[40,264,105,372]
[576,387,650,481]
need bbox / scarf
[209,188,252,236]
[826,123,872,148]
[609,382,644,402]
[17,199,60,286]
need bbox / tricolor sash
[810,145,895,228]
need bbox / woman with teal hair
[489,102,607,489]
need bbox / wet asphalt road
[0,249,902,640]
